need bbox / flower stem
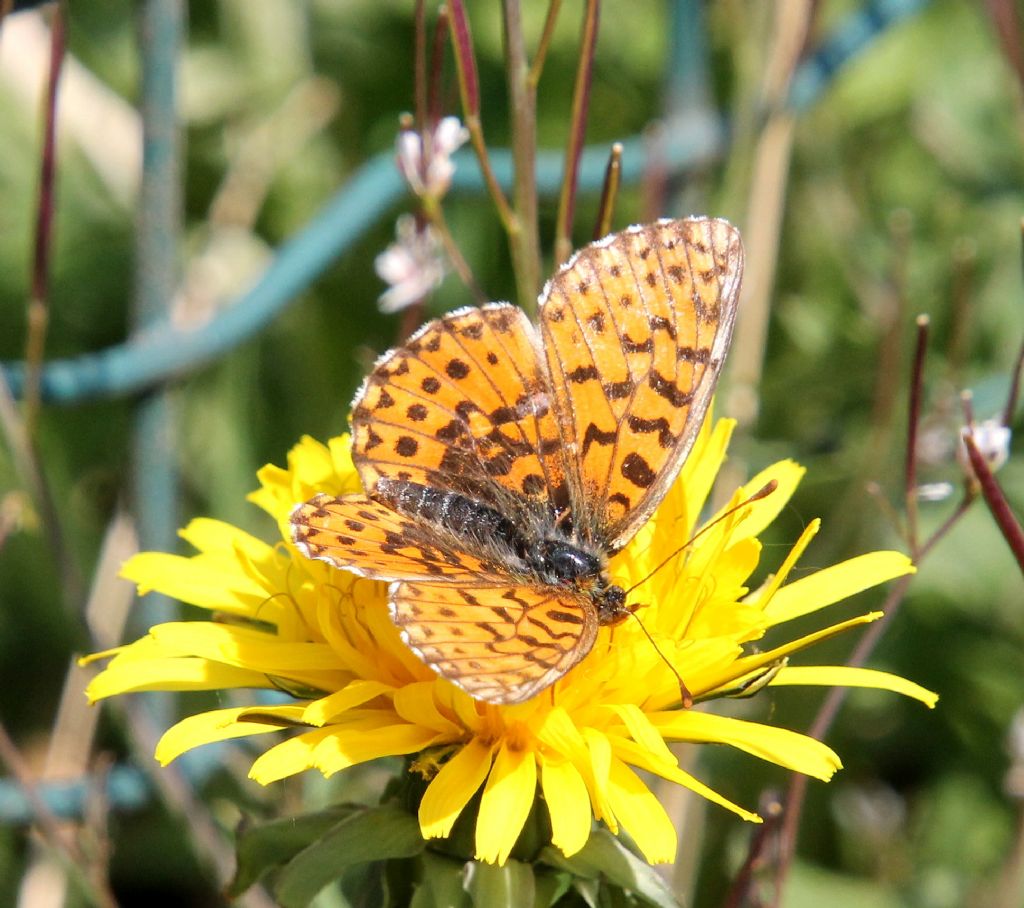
[502,0,542,311]
[963,432,1024,576]
[423,198,487,303]
[447,0,516,233]
[23,3,65,444]
[904,314,930,553]
[554,0,600,265]
[527,0,563,89]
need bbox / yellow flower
[85,418,934,866]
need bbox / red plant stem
[413,0,427,133]
[24,4,66,437]
[963,432,1024,577]
[502,0,542,308]
[554,0,600,265]
[447,0,514,231]
[428,6,450,128]
[904,315,930,553]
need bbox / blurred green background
[1,1,1023,905]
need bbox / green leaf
[411,852,471,908]
[229,805,360,896]
[540,831,681,908]
[465,858,536,907]
[273,803,426,908]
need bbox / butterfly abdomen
[375,478,523,552]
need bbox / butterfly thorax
[531,539,628,626]
[375,478,628,624]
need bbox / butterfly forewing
[351,304,570,520]
[539,218,743,550]
[390,581,598,704]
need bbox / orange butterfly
[291,218,744,704]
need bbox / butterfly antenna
[625,609,694,708]
[624,480,778,598]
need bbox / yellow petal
[606,759,677,864]
[610,735,760,822]
[156,705,305,764]
[652,711,842,780]
[149,622,341,672]
[420,737,494,839]
[605,704,676,768]
[249,728,337,783]
[120,552,266,609]
[178,518,271,561]
[747,519,821,611]
[763,551,914,624]
[771,665,938,707]
[699,612,881,694]
[540,754,592,858]
[313,724,443,777]
[476,741,538,865]
[302,680,395,726]
[86,657,270,701]
[393,682,463,735]
[582,728,616,832]
[730,460,805,540]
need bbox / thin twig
[773,486,974,907]
[0,721,119,908]
[984,0,1024,92]
[0,364,82,612]
[527,0,563,88]
[905,315,930,553]
[1002,335,1024,427]
[414,0,427,133]
[428,6,449,128]
[423,199,487,303]
[553,0,600,265]
[119,702,277,908]
[501,0,542,310]
[447,0,515,232]
[722,791,784,908]
[963,432,1024,576]
[593,142,623,239]
[23,2,65,443]
[946,238,977,384]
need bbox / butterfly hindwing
[390,580,598,704]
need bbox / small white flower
[958,418,1012,482]
[375,215,445,313]
[395,115,469,199]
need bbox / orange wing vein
[390,581,598,704]
[539,217,743,550]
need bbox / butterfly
[290,217,744,704]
